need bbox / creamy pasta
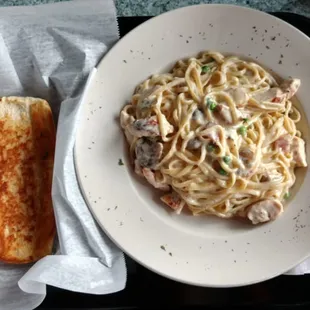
[120,51,307,224]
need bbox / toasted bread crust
[0,97,56,264]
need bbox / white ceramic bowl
[74,4,310,287]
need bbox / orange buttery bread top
[0,96,56,264]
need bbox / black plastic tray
[39,13,310,310]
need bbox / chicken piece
[228,88,249,106]
[187,138,202,150]
[142,168,170,191]
[252,87,284,103]
[247,199,283,224]
[135,137,163,169]
[215,104,233,124]
[253,79,300,104]
[274,135,307,167]
[280,78,301,100]
[127,116,160,138]
[291,136,307,167]
[161,192,183,211]
[134,159,143,176]
[274,134,292,153]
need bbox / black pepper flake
[130,49,133,53]
[296,62,299,66]
[84,175,87,178]
[123,60,127,63]
[278,32,281,36]
[118,159,124,166]
[234,260,237,263]
[140,217,144,222]
[231,249,234,252]
[94,201,97,204]
[262,38,265,42]
[189,36,192,39]
[160,245,166,251]
[186,40,189,43]
[179,34,183,37]
[285,43,289,47]
[186,261,189,264]
[88,147,91,150]
[169,252,172,256]
[107,208,110,211]
[225,240,228,243]
[87,118,89,120]
[252,26,256,29]
[247,242,250,245]
[230,33,233,36]
[114,206,118,210]
[266,45,270,49]
[271,36,276,41]
[119,222,123,226]
[280,54,284,58]
[278,60,282,64]
[265,29,268,33]
[99,106,102,109]
[148,57,151,60]
[251,37,253,41]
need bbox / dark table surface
[39,13,310,310]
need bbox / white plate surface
[75,4,310,287]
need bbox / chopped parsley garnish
[207,144,216,152]
[284,192,290,200]
[242,118,249,123]
[201,65,211,73]
[223,156,231,164]
[118,159,124,166]
[219,168,228,176]
[206,98,217,111]
[238,126,247,136]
